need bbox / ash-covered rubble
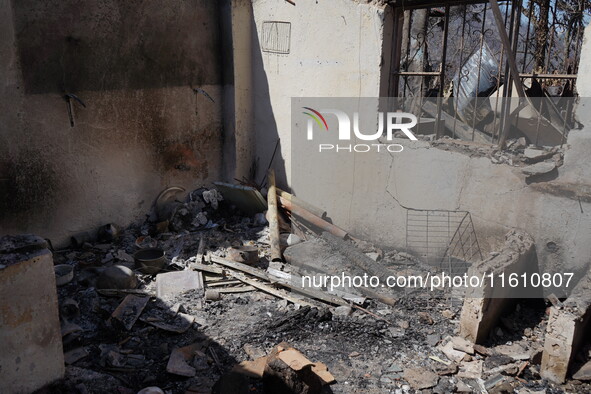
[428,136,565,175]
[34,182,590,394]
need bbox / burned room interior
[1,0,591,393]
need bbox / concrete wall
[0,243,64,393]
[290,130,591,281]
[0,0,225,246]
[240,0,591,278]
[248,0,392,187]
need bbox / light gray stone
[522,161,556,176]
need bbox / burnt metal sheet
[213,182,267,215]
[453,42,499,126]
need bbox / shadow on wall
[249,5,288,190]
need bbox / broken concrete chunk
[455,379,473,393]
[387,327,405,338]
[97,265,138,290]
[573,360,591,381]
[457,359,483,379]
[451,336,474,355]
[332,305,352,316]
[110,295,149,330]
[205,289,221,301]
[426,334,441,347]
[286,234,302,246]
[365,252,380,261]
[166,344,201,377]
[439,341,466,363]
[403,367,439,390]
[495,343,530,361]
[524,147,553,162]
[541,271,591,383]
[434,361,458,376]
[521,161,556,176]
[156,270,203,300]
[473,344,490,356]
[460,230,538,343]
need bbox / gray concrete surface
[0,237,64,393]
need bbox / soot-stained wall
[0,0,225,246]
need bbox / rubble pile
[12,181,588,394]
[429,137,565,177]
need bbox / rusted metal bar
[517,73,578,80]
[278,195,348,239]
[390,0,488,10]
[392,71,441,76]
[267,169,282,262]
[489,0,526,98]
[492,0,528,148]
[435,5,450,140]
[276,188,326,218]
[522,1,534,73]
[452,5,468,140]
[390,7,405,97]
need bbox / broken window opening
[389,0,588,148]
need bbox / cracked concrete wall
[291,133,591,279]
[0,0,224,246]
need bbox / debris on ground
[11,183,584,394]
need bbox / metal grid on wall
[262,21,291,54]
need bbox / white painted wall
[250,0,391,186]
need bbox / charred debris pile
[24,172,588,394]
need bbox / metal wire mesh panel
[262,21,291,54]
[405,209,482,274]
